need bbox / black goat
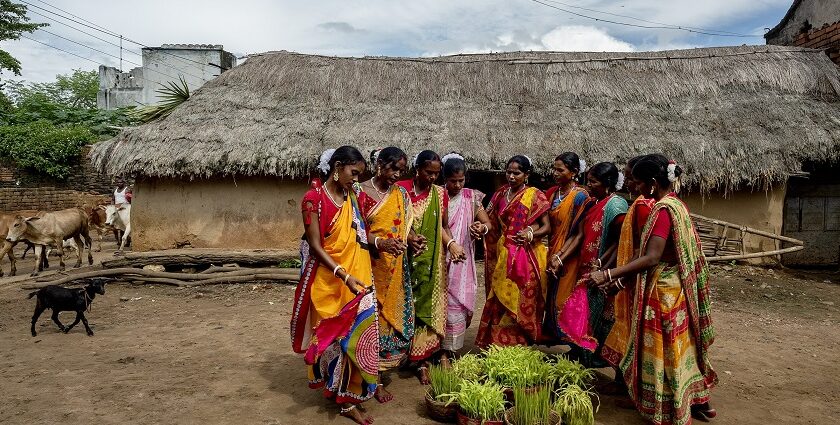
[28,279,108,337]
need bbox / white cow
[105,204,131,252]
[5,208,93,276]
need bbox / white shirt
[114,187,129,204]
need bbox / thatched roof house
[91,46,840,264]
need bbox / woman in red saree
[592,154,717,425]
[290,146,380,425]
[550,162,628,367]
[476,155,551,348]
[543,152,590,342]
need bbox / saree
[619,195,717,425]
[602,196,654,366]
[443,188,485,351]
[290,187,379,404]
[475,186,550,348]
[400,182,448,362]
[543,185,589,341]
[367,185,415,369]
[556,194,628,354]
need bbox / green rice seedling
[553,356,595,389]
[511,386,552,425]
[429,363,462,401]
[451,353,486,382]
[554,384,599,425]
[484,345,551,388]
[457,380,507,421]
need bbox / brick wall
[0,146,114,212]
[792,20,840,66]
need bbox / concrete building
[765,0,840,66]
[97,44,236,109]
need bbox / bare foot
[416,365,431,385]
[374,385,393,403]
[340,404,374,425]
[691,402,717,422]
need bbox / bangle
[447,240,456,250]
[596,258,603,269]
[606,269,613,282]
[374,237,381,249]
[343,273,352,283]
[526,227,534,241]
[483,224,490,235]
[553,254,564,268]
[333,265,345,277]
[615,278,624,289]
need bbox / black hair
[372,147,407,168]
[631,154,683,188]
[588,162,620,191]
[327,145,366,175]
[507,155,533,174]
[626,155,645,170]
[555,152,581,174]
[414,150,441,169]
[443,153,467,178]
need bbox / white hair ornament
[372,149,382,164]
[412,153,420,168]
[441,152,465,165]
[667,162,678,182]
[522,155,533,168]
[578,159,588,174]
[317,148,336,174]
[615,171,625,191]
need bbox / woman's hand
[548,254,564,277]
[378,238,406,256]
[590,269,609,288]
[469,221,487,240]
[408,234,427,253]
[448,242,466,263]
[513,227,533,246]
[344,275,367,295]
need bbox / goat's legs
[80,312,93,336]
[64,312,81,333]
[50,310,66,332]
[30,304,46,337]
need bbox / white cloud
[541,26,634,52]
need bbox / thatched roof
[91,45,840,192]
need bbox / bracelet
[374,237,382,249]
[614,278,624,289]
[526,227,534,242]
[483,224,490,235]
[596,258,603,269]
[553,254,564,268]
[343,273,352,283]
[606,269,613,282]
[447,240,456,250]
[333,265,345,277]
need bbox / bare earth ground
[0,242,838,425]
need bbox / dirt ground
[0,242,838,424]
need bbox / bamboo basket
[426,390,458,423]
[503,408,562,425]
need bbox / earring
[650,187,655,195]
[376,166,382,177]
[333,172,339,182]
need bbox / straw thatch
[91,45,840,192]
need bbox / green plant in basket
[429,364,461,402]
[484,345,552,388]
[554,384,599,425]
[451,353,486,382]
[457,380,506,421]
[511,386,552,425]
[553,356,595,389]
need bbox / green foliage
[484,345,554,388]
[511,387,553,425]
[451,354,486,382]
[0,121,94,179]
[130,76,190,123]
[429,364,461,401]
[456,380,506,421]
[0,0,47,76]
[2,70,137,135]
[553,384,598,425]
[552,356,595,389]
[277,258,303,268]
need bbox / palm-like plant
[131,76,190,123]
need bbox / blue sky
[2,0,793,83]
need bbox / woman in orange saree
[592,154,717,425]
[476,155,551,348]
[290,146,379,425]
[543,152,590,342]
[360,147,414,402]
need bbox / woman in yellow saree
[592,154,717,425]
[290,146,379,425]
[543,152,590,342]
[476,155,551,348]
[360,147,414,402]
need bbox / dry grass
[90,45,840,193]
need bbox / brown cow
[0,210,44,277]
[5,208,94,276]
[84,204,120,252]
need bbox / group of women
[290,145,717,425]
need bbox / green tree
[0,0,47,76]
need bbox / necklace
[326,185,347,207]
[506,185,525,203]
[371,179,390,197]
[412,181,429,197]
